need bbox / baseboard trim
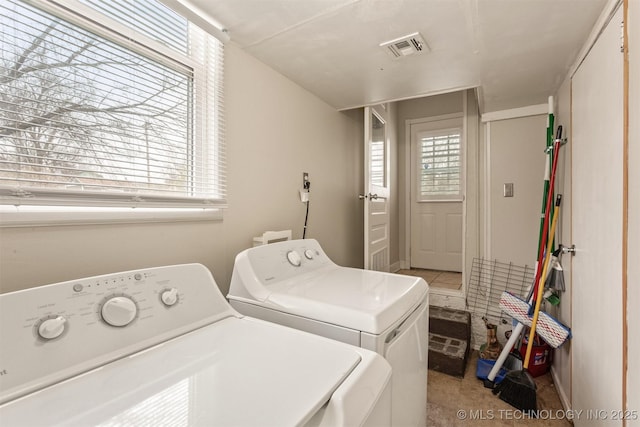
[390,261,402,272]
[550,365,571,411]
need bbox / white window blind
[0,0,226,210]
[369,111,386,188]
[370,140,385,187]
[417,128,462,200]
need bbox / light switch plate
[504,183,514,197]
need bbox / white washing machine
[0,264,392,426]
[228,239,429,427]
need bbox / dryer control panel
[255,238,331,279]
[229,239,335,302]
[0,264,235,405]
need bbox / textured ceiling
[187,0,608,112]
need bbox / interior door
[571,6,624,421]
[363,105,390,271]
[409,117,463,272]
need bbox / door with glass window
[410,118,463,272]
[363,105,390,271]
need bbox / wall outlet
[302,172,309,189]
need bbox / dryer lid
[0,317,376,427]
[266,266,428,334]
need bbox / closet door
[571,6,624,424]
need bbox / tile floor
[397,268,462,290]
[427,351,571,427]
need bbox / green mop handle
[537,97,555,256]
[529,129,562,310]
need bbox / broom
[493,194,562,414]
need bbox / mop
[498,291,571,349]
[492,195,563,414]
[482,285,571,387]
[483,200,571,388]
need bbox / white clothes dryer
[0,264,391,427]
[228,239,429,427]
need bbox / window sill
[0,205,223,228]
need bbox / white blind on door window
[0,0,226,209]
[370,140,385,187]
[418,128,461,200]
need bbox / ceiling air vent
[380,32,429,58]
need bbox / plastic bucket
[520,337,553,377]
[476,358,507,383]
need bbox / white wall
[486,114,547,267]
[0,221,229,294]
[223,44,366,288]
[0,44,365,296]
[473,111,548,347]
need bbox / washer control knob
[304,249,315,260]
[101,296,137,327]
[38,316,67,340]
[286,250,302,267]
[161,288,179,306]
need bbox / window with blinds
[0,0,225,210]
[417,128,462,200]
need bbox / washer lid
[266,266,428,334]
[0,317,368,427]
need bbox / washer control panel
[0,264,234,405]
